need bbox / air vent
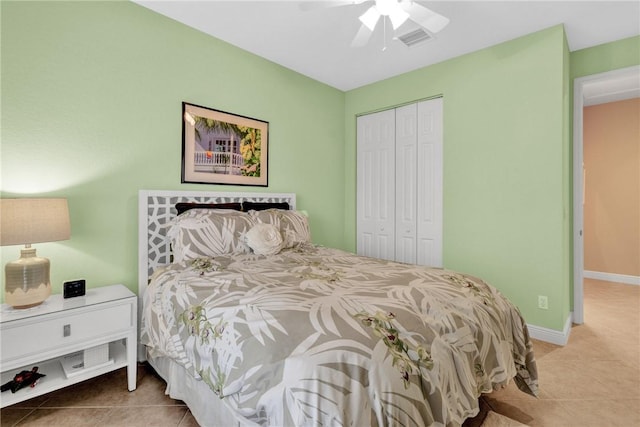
[396,28,432,47]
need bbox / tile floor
[1,279,638,426]
[483,279,640,426]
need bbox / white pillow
[245,223,284,256]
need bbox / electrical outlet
[538,295,549,310]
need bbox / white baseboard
[584,270,640,286]
[527,314,572,346]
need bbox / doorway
[572,65,640,324]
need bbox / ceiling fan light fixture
[375,0,396,16]
[359,5,381,31]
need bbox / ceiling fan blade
[388,7,410,30]
[350,23,374,47]
[359,5,381,31]
[401,2,450,33]
[299,0,367,12]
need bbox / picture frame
[181,102,269,186]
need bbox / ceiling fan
[301,0,450,48]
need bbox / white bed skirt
[148,354,251,427]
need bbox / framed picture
[181,102,269,186]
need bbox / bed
[138,190,538,427]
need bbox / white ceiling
[133,0,640,91]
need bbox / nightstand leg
[126,334,137,391]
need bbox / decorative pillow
[248,209,311,248]
[175,202,241,215]
[242,201,289,212]
[168,209,255,262]
[245,224,283,256]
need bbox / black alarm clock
[63,279,86,298]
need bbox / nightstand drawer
[1,303,132,362]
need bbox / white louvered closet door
[357,98,443,267]
[356,109,396,261]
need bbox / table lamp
[0,198,71,309]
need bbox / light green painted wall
[345,26,570,330]
[562,33,572,319]
[0,1,345,298]
[571,35,640,79]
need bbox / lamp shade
[0,198,71,246]
[1,198,71,309]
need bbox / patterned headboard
[137,190,296,301]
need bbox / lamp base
[6,295,50,310]
[4,247,52,309]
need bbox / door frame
[572,65,640,324]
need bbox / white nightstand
[0,284,137,408]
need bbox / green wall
[345,26,570,330]
[571,35,640,79]
[0,1,345,298]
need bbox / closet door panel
[357,98,442,266]
[357,109,395,261]
[395,104,418,264]
[416,98,443,267]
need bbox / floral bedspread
[141,244,538,427]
